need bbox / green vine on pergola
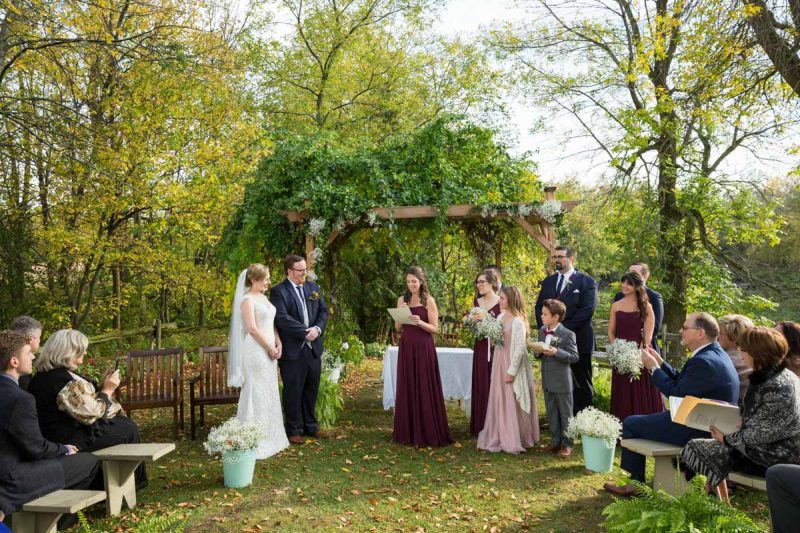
[223,117,579,277]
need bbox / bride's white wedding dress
[236,294,289,459]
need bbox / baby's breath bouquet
[204,418,265,460]
[462,307,503,346]
[606,339,644,380]
[566,407,622,447]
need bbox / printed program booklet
[669,396,741,435]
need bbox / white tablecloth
[381,346,473,413]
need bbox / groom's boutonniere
[309,291,320,301]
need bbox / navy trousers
[280,344,321,436]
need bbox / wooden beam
[512,216,552,251]
[278,200,580,223]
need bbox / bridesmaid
[392,266,453,447]
[478,286,539,453]
[608,271,663,421]
[470,269,501,436]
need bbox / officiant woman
[392,266,452,447]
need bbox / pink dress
[478,318,539,453]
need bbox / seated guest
[0,330,99,524]
[718,314,754,402]
[27,329,146,486]
[603,312,739,497]
[9,316,43,392]
[767,464,800,533]
[681,327,800,498]
[776,321,800,378]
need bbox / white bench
[92,442,175,516]
[13,490,105,533]
[728,471,767,491]
[620,438,688,495]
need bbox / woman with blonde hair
[27,329,146,485]
[478,286,539,453]
[718,314,755,401]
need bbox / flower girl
[478,286,539,453]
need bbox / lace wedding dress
[235,294,289,459]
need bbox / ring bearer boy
[533,299,579,457]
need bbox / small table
[382,346,473,414]
[92,443,175,516]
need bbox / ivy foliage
[224,115,539,270]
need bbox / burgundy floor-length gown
[610,310,664,421]
[470,299,501,436]
[392,306,453,447]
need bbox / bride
[228,264,289,459]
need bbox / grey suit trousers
[544,388,573,447]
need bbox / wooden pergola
[279,186,578,271]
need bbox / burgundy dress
[610,310,664,421]
[470,299,501,436]
[392,306,453,447]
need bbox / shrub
[365,342,387,358]
[316,373,344,429]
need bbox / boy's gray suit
[536,324,579,447]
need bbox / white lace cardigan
[502,314,535,414]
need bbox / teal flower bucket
[222,449,257,488]
[581,434,615,473]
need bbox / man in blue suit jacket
[603,312,740,497]
[612,262,664,353]
[535,246,598,414]
[270,255,329,444]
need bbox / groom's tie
[295,285,309,327]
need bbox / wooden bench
[728,471,767,491]
[620,438,687,495]
[13,490,105,533]
[92,443,175,516]
[117,348,184,438]
[189,346,240,440]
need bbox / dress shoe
[603,482,638,498]
[307,430,330,439]
[558,446,573,458]
[541,443,561,453]
[288,435,304,444]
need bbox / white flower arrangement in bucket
[566,407,622,473]
[606,339,644,380]
[204,418,266,487]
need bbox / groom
[270,254,329,444]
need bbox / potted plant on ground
[204,418,266,488]
[566,407,622,473]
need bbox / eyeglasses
[475,280,488,285]
[290,268,307,274]
[551,255,567,259]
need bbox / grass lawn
[82,359,772,532]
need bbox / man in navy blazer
[270,255,329,444]
[612,262,664,353]
[603,312,739,497]
[535,246,598,414]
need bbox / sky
[436,0,797,186]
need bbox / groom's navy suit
[270,278,329,436]
[535,269,598,415]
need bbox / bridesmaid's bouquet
[462,307,503,346]
[606,339,644,380]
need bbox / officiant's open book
[669,396,742,435]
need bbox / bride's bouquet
[462,307,503,346]
[606,339,644,380]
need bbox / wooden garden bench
[117,348,184,438]
[620,438,687,495]
[13,490,106,533]
[92,442,175,516]
[189,346,240,440]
